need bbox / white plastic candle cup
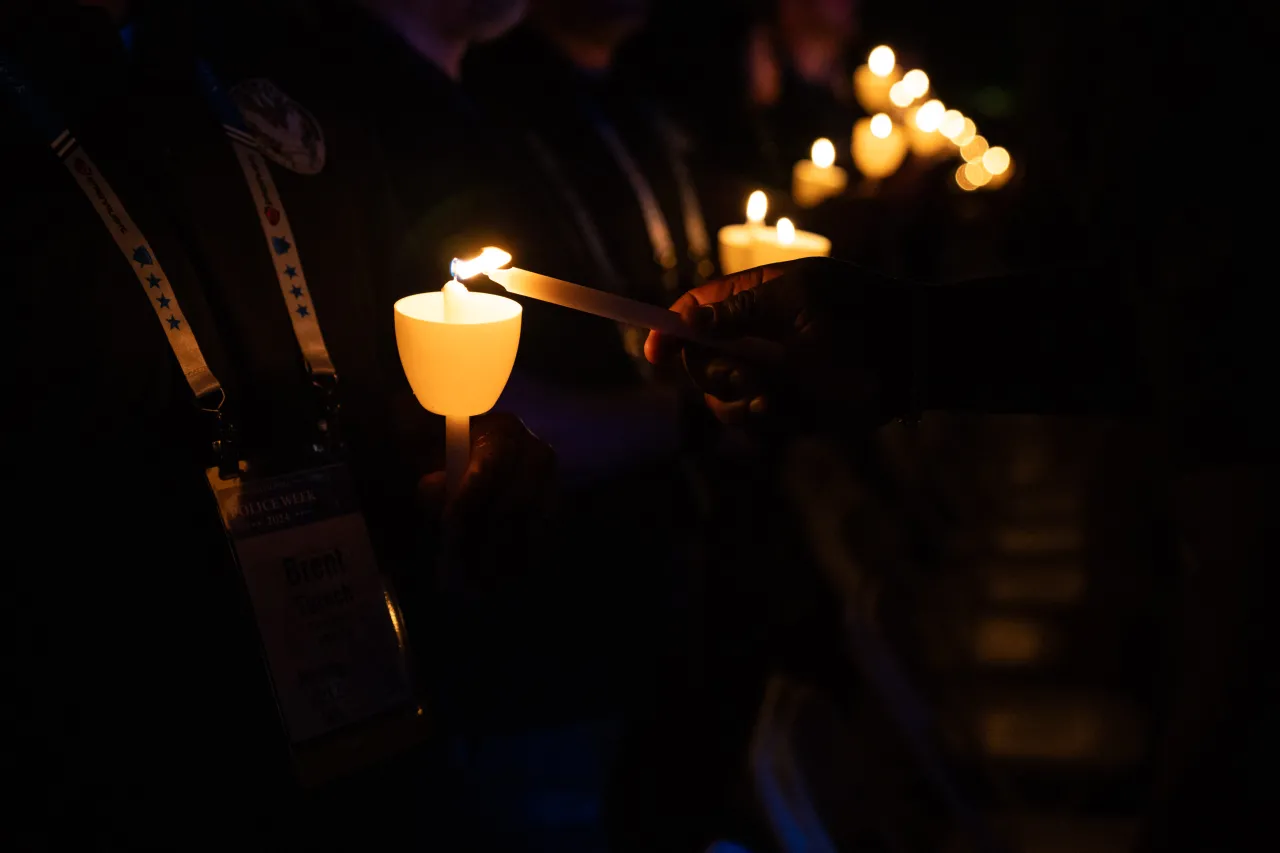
[717,224,831,275]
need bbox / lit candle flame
[868,45,895,77]
[914,99,945,132]
[870,113,893,139]
[902,69,929,99]
[811,138,836,169]
[746,190,768,225]
[776,217,796,246]
[451,246,513,280]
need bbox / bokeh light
[964,159,992,187]
[747,190,768,223]
[868,45,896,76]
[915,99,945,132]
[982,146,1011,175]
[939,109,966,140]
[889,81,914,108]
[953,117,977,147]
[870,113,893,139]
[955,163,977,191]
[776,217,796,245]
[811,138,836,168]
[961,134,989,162]
[902,69,929,99]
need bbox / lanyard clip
[200,389,241,479]
[310,371,343,460]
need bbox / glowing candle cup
[852,113,908,180]
[853,45,901,113]
[792,138,848,209]
[718,192,830,275]
[394,271,522,497]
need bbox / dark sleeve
[922,269,1145,416]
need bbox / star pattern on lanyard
[284,265,298,278]
[295,304,309,318]
[271,235,292,255]
[166,315,182,330]
[133,246,154,266]
[290,284,303,299]
[156,293,170,309]
[146,273,162,288]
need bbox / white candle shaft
[487,267,690,337]
[485,267,785,364]
[445,414,469,499]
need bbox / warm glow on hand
[868,45,895,77]
[811,138,836,168]
[915,99,945,132]
[747,190,768,224]
[776,217,796,246]
[870,113,893,139]
[452,246,513,280]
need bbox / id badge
[207,463,412,744]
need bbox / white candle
[853,45,901,113]
[718,217,831,274]
[792,138,848,209]
[455,247,785,364]
[851,113,908,180]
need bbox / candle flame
[870,113,893,139]
[776,217,796,246]
[868,45,895,77]
[811,138,836,169]
[451,246,513,280]
[746,190,768,224]
[902,69,929,99]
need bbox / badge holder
[204,396,429,788]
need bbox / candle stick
[455,248,785,364]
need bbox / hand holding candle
[394,274,522,498]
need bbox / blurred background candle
[719,214,830,274]
[852,112,908,180]
[906,99,950,158]
[792,138,848,208]
[853,44,901,113]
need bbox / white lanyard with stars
[196,61,335,379]
[0,52,222,400]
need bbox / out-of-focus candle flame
[868,45,895,77]
[902,69,929,99]
[954,117,977,147]
[982,146,1011,175]
[889,81,914,107]
[870,113,893,139]
[985,155,1014,189]
[776,217,796,246]
[940,109,966,140]
[747,190,768,224]
[452,246,513,280]
[961,135,989,162]
[811,138,836,169]
[955,163,977,191]
[915,99,945,132]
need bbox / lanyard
[194,60,335,380]
[0,52,223,404]
[583,101,712,292]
